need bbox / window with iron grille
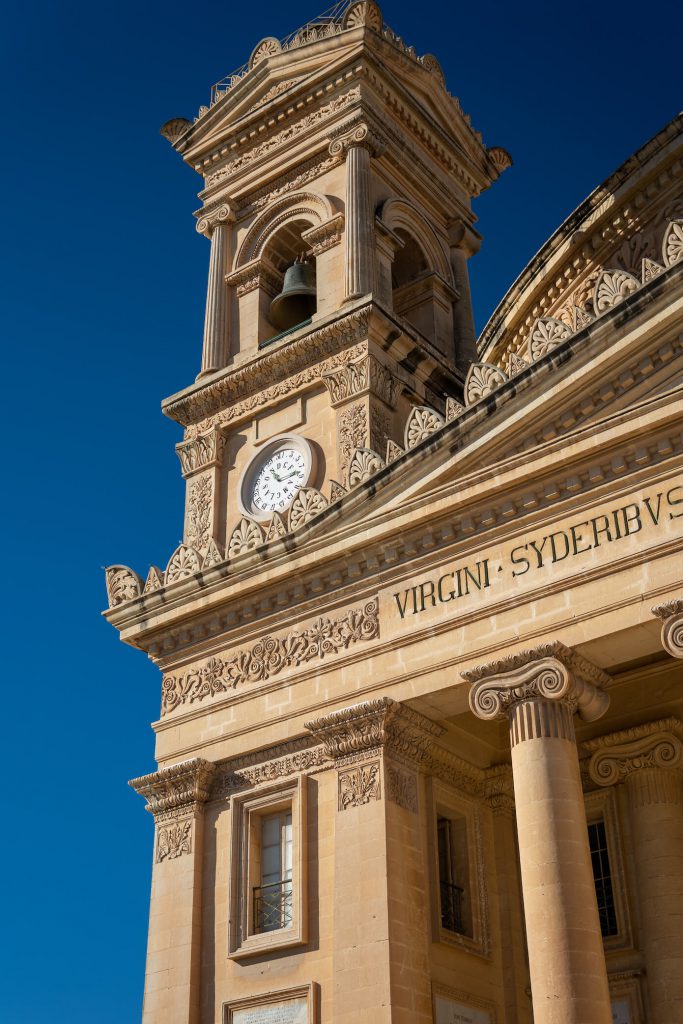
[254,810,293,934]
[588,819,618,938]
[437,815,468,936]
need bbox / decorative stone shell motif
[105,565,142,607]
[592,270,639,314]
[404,406,445,449]
[165,544,202,585]
[289,488,329,531]
[527,318,572,360]
[343,1,382,32]
[348,448,385,487]
[249,37,282,69]
[464,363,508,406]
[663,220,683,267]
[227,518,264,557]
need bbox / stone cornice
[304,697,484,794]
[652,597,683,658]
[129,758,216,816]
[465,642,611,722]
[588,718,683,787]
[162,304,372,426]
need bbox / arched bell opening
[391,228,457,357]
[262,219,318,339]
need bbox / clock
[238,434,317,521]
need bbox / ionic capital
[588,718,683,789]
[329,121,387,159]
[129,757,216,821]
[465,642,610,725]
[196,202,235,237]
[652,598,683,659]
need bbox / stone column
[465,643,612,1024]
[447,219,481,376]
[196,203,234,377]
[652,598,683,658]
[589,720,683,1023]
[306,698,437,1024]
[330,124,385,301]
[129,759,216,1024]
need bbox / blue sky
[1,1,679,1020]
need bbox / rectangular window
[428,780,489,955]
[254,811,293,933]
[588,819,618,938]
[228,778,307,959]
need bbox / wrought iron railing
[253,879,293,933]
[440,881,464,934]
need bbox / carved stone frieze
[168,309,371,428]
[161,599,379,715]
[652,598,683,658]
[208,88,360,183]
[338,761,381,810]
[465,642,611,730]
[176,428,227,476]
[105,565,142,607]
[185,474,213,552]
[338,402,368,477]
[213,745,327,797]
[236,155,341,211]
[302,213,345,256]
[321,354,399,408]
[129,758,216,820]
[385,762,418,812]
[156,819,192,862]
[225,256,282,298]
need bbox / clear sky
[1,1,679,1020]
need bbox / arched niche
[377,198,457,359]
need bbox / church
[103,3,683,1022]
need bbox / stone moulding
[163,305,372,427]
[160,598,379,716]
[213,745,327,797]
[129,758,216,817]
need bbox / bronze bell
[269,257,317,332]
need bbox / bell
[269,257,317,332]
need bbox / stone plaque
[434,994,491,1024]
[230,995,308,1024]
[611,999,631,1024]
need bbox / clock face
[252,448,307,513]
[239,435,316,522]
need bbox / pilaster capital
[225,255,282,297]
[464,642,610,723]
[196,202,235,238]
[176,426,227,477]
[304,697,443,765]
[447,218,482,257]
[328,121,387,159]
[129,758,216,821]
[652,598,683,659]
[320,353,400,408]
[484,764,515,815]
[587,718,683,789]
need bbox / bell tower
[157,0,509,563]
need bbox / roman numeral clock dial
[238,435,317,522]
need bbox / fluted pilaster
[196,203,234,376]
[330,124,384,300]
